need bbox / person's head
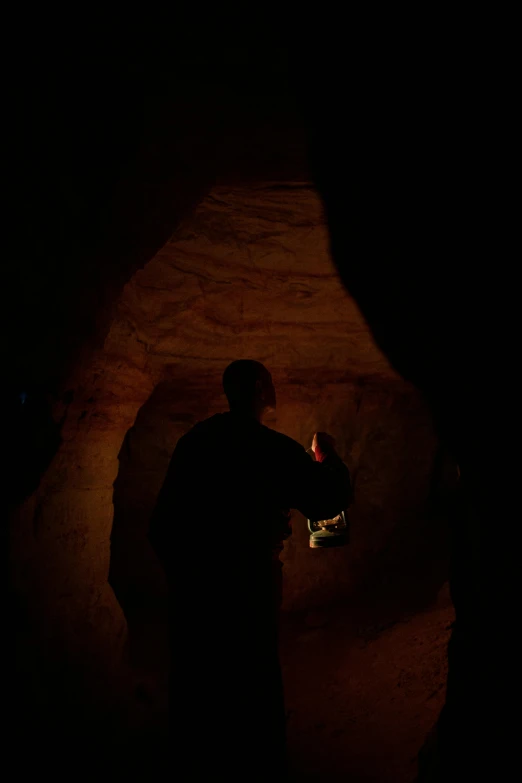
[222,360,276,421]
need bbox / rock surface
[11,182,449,774]
[108,184,397,382]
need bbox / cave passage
[102,186,457,780]
[8,175,462,782]
[7,174,466,783]
[8,20,517,782]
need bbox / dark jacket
[149,411,351,570]
[148,412,351,774]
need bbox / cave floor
[126,584,452,782]
[281,588,452,782]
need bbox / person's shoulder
[177,414,226,446]
[186,413,226,435]
[259,424,307,456]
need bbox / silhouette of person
[149,360,351,780]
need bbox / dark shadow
[293,31,517,779]
[109,381,217,674]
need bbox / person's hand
[312,431,336,455]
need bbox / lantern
[308,511,349,548]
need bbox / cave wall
[8,20,516,776]
[277,382,442,610]
[108,184,398,382]
[10,182,444,734]
[10,351,156,716]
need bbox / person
[149,360,351,780]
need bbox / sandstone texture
[12,183,448,756]
[108,184,397,383]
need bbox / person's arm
[286,432,352,521]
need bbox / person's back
[149,361,351,780]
